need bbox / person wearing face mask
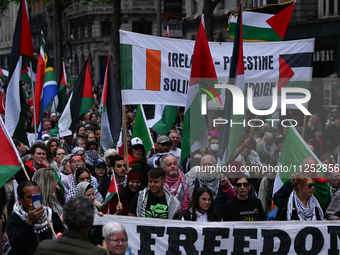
[203,136,219,159]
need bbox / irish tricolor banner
[120,30,313,110]
[228,0,295,41]
[273,125,331,211]
[0,117,24,189]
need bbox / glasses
[116,164,126,168]
[235,182,249,188]
[71,160,84,164]
[132,146,143,151]
[96,166,105,169]
[202,163,214,166]
[200,197,212,202]
[306,183,316,188]
[108,238,127,243]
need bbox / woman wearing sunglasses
[276,172,324,220]
[222,174,265,221]
[124,137,151,187]
[182,187,221,222]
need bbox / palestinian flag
[56,60,67,116]
[273,125,331,211]
[21,64,36,86]
[0,116,25,189]
[101,173,118,210]
[218,2,246,165]
[132,105,154,154]
[34,33,58,138]
[228,0,295,41]
[181,15,220,163]
[58,58,94,137]
[278,52,313,94]
[99,52,122,151]
[0,66,8,79]
[5,0,34,146]
[0,90,5,115]
[143,105,177,135]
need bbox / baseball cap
[93,158,106,167]
[131,137,143,147]
[157,135,171,144]
[90,119,97,125]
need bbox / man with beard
[161,154,189,205]
[147,136,172,168]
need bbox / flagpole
[30,62,38,142]
[122,107,130,171]
[301,115,307,139]
[99,109,104,159]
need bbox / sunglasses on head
[306,183,316,188]
[132,146,144,151]
[235,182,249,188]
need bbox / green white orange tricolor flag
[0,117,24,189]
[228,0,295,41]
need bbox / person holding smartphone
[7,181,64,255]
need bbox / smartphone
[32,193,42,209]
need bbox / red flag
[0,117,23,188]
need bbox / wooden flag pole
[122,107,130,172]
[302,115,307,139]
[29,62,38,142]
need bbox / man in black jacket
[35,196,107,255]
[7,181,64,255]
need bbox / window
[101,22,112,36]
[319,0,339,18]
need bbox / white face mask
[210,144,219,152]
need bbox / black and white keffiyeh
[287,190,324,221]
[13,203,52,234]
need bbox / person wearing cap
[147,135,172,168]
[125,137,151,188]
[88,119,99,132]
[101,168,144,215]
[15,142,51,184]
[61,134,74,155]
[169,132,181,161]
[98,156,127,199]
[91,159,108,185]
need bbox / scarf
[85,150,99,166]
[25,159,48,173]
[136,187,180,219]
[120,184,143,209]
[287,190,324,221]
[188,167,222,200]
[13,202,52,234]
[164,171,189,200]
[60,154,73,174]
[125,153,143,168]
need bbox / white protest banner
[94,215,339,254]
[120,30,314,110]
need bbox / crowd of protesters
[2,92,340,254]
